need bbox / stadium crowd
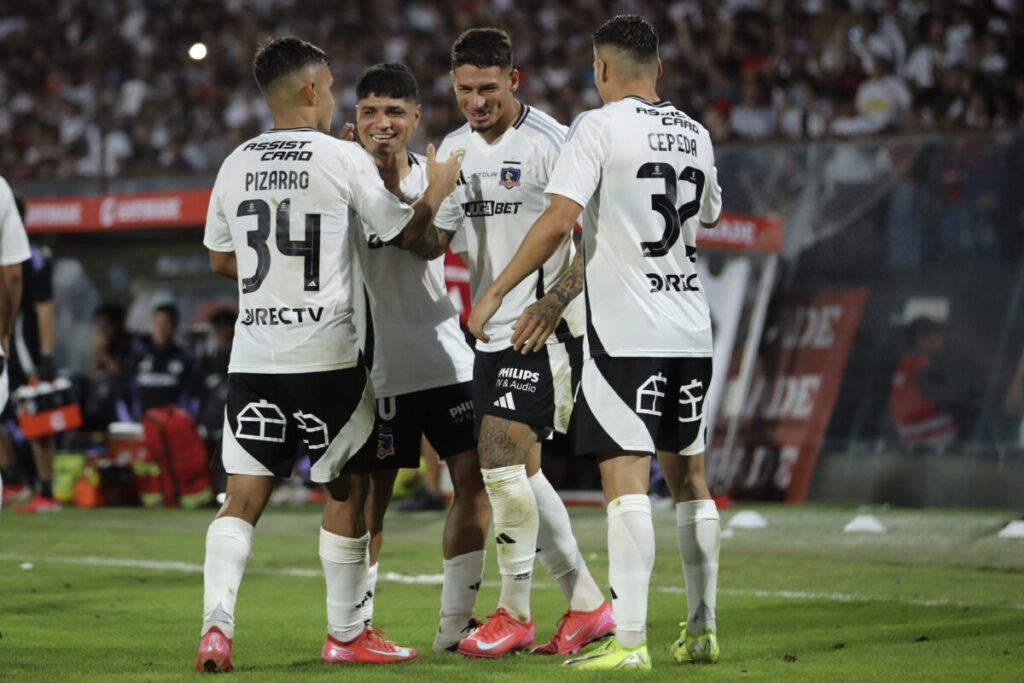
[0,0,1020,181]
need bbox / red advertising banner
[697,212,784,254]
[715,287,868,503]
[24,189,212,233]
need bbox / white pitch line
[3,554,1022,611]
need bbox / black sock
[2,468,23,485]
[39,480,54,499]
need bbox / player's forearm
[36,300,55,354]
[408,225,454,260]
[209,251,238,280]
[2,263,22,339]
[547,248,583,308]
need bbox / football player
[469,15,724,671]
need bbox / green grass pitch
[2,503,1022,681]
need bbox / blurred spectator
[195,307,235,495]
[889,318,961,451]
[127,303,195,417]
[84,302,134,429]
[1,0,1022,180]
[1005,348,1024,449]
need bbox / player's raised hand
[511,294,562,354]
[378,151,401,195]
[426,144,462,198]
[338,122,356,142]
[467,290,501,343]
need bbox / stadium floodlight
[189,42,208,61]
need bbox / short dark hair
[154,303,179,328]
[451,28,513,71]
[356,63,418,102]
[253,37,329,92]
[14,195,25,222]
[593,15,659,62]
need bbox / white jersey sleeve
[344,145,415,244]
[545,111,608,210]
[0,176,31,266]
[699,163,722,225]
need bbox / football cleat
[321,627,418,664]
[563,636,651,671]
[2,482,32,507]
[195,626,233,673]
[433,617,482,654]
[671,625,720,664]
[15,495,61,513]
[532,600,615,655]
[457,608,535,658]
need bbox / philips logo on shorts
[497,368,539,383]
[449,400,474,424]
[636,373,667,416]
[678,379,704,423]
[496,367,539,394]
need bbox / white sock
[439,549,485,626]
[677,500,720,634]
[481,465,537,622]
[529,470,605,612]
[320,528,370,643]
[202,516,255,639]
[607,494,654,648]
[360,561,379,627]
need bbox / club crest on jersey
[498,166,521,189]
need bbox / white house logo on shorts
[236,400,287,443]
[678,379,704,423]
[636,373,667,416]
[293,411,329,451]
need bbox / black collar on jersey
[512,102,530,129]
[407,151,420,166]
[625,95,672,107]
[266,126,320,133]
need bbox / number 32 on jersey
[636,163,704,259]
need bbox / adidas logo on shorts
[493,392,517,410]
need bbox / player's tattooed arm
[407,225,455,260]
[510,248,583,353]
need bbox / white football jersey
[351,152,474,397]
[204,128,415,374]
[435,105,583,353]
[546,97,722,358]
[0,176,31,268]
